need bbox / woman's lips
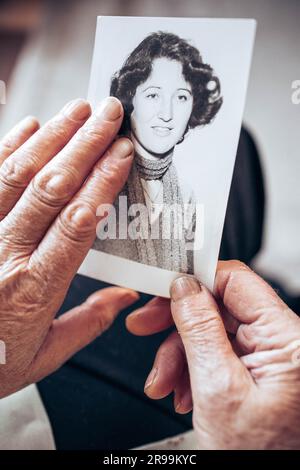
[151,126,173,137]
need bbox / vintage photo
[94,30,222,273]
[79,16,256,296]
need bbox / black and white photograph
[79,16,256,296]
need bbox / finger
[234,308,300,354]
[126,297,173,336]
[28,287,139,383]
[215,261,300,353]
[29,137,134,303]
[214,261,287,324]
[0,116,40,166]
[0,99,91,221]
[170,276,246,396]
[241,342,300,370]
[215,262,300,354]
[174,367,193,414]
[144,331,186,399]
[240,340,300,382]
[0,97,123,249]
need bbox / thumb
[29,287,139,383]
[170,276,238,390]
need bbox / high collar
[131,133,174,180]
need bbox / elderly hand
[0,97,139,399]
[127,261,300,449]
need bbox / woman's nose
[157,98,173,122]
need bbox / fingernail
[62,99,91,121]
[175,400,192,414]
[175,399,182,413]
[115,138,134,159]
[174,391,181,412]
[170,276,201,302]
[174,392,192,414]
[144,367,158,391]
[95,97,122,121]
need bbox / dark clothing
[37,127,265,450]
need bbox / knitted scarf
[126,152,189,272]
[134,151,173,180]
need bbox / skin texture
[126,261,300,449]
[0,97,140,399]
[130,58,193,156]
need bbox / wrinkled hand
[0,97,139,398]
[127,261,300,449]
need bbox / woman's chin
[144,143,174,156]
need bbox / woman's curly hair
[110,31,223,136]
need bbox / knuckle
[178,300,222,335]
[0,138,14,153]
[236,324,257,352]
[0,155,36,190]
[77,124,107,148]
[240,323,256,340]
[176,302,230,353]
[93,159,124,193]
[58,203,96,243]
[31,167,77,208]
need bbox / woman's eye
[146,93,159,99]
[178,94,188,102]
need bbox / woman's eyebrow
[177,88,192,94]
[142,86,161,92]
[141,86,192,94]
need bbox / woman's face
[130,58,193,155]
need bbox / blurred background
[0,0,299,297]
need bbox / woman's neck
[130,132,174,161]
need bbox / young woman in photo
[94,31,222,273]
